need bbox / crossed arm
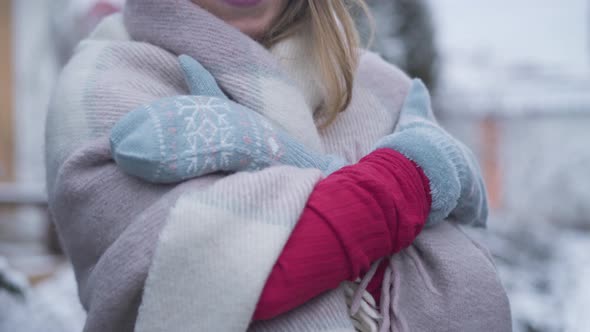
[109,55,487,320]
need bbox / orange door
[0,0,13,183]
[481,117,502,210]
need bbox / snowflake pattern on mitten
[111,95,345,183]
[110,54,347,183]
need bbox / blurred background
[0,0,588,331]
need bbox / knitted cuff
[376,127,463,226]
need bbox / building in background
[1,0,124,280]
[430,1,590,330]
[432,0,590,228]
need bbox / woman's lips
[222,0,263,7]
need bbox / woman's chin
[192,0,287,38]
[221,0,264,8]
[230,20,269,38]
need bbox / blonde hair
[262,0,373,127]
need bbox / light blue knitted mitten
[110,56,346,184]
[376,80,488,227]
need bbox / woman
[45,0,511,331]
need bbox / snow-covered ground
[467,218,590,332]
[448,116,590,331]
[0,260,85,332]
